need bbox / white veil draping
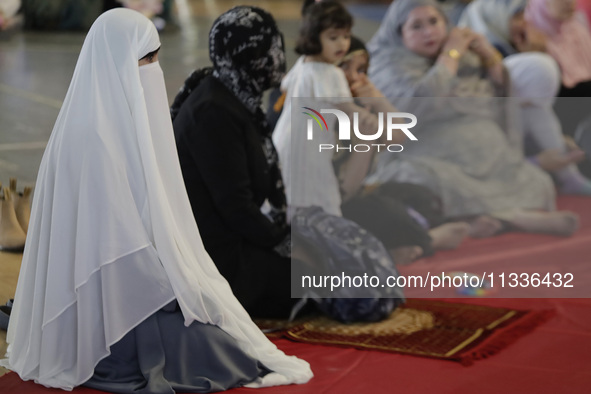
[1,8,312,390]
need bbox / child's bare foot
[469,215,504,238]
[429,222,470,250]
[507,210,580,236]
[390,246,423,265]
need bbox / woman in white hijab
[0,8,312,392]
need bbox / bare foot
[535,149,581,172]
[469,216,504,238]
[429,222,470,250]
[390,246,423,265]
[506,210,580,236]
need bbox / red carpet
[2,197,591,393]
[233,196,591,393]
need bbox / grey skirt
[83,301,269,394]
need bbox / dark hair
[301,0,317,16]
[295,1,353,55]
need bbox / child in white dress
[273,2,404,322]
[273,1,386,217]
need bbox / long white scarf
[1,8,311,390]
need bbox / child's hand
[351,75,383,98]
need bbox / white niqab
[1,8,312,390]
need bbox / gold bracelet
[483,49,503,67]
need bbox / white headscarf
[459,0,528,56]
[1,8,312,390]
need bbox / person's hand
[535,149,582,172]
[350,75,383,98]
[468,33,502,66]
[441,27,475,58]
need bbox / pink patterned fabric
[526,0,591,87]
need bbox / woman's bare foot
[505,210,580,236]
[469,216,504,238]
[390,246,423,265]
[429,222,471,250]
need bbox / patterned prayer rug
[256,299,554,365]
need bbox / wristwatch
[447,48,461,60]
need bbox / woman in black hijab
[172,6,293,318]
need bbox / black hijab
[171,6,288,228]
[209,6,286,114]
[171,6,285,122]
